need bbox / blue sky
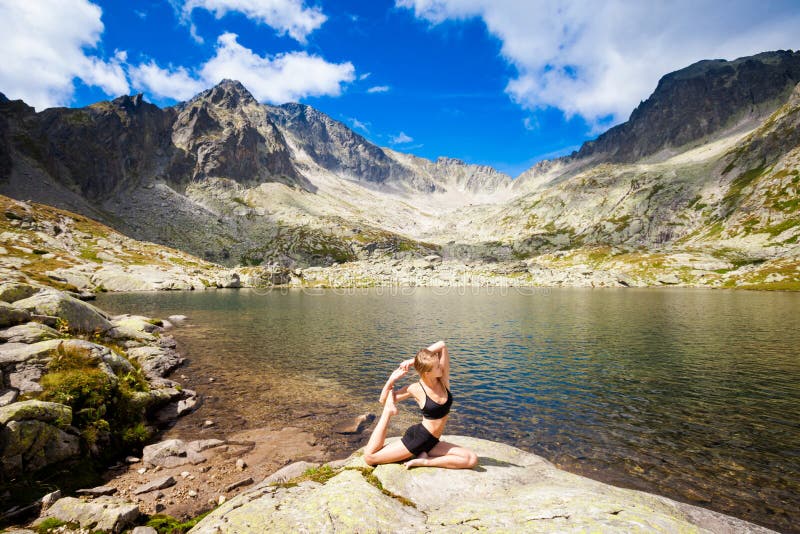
[2,1,800,177]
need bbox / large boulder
[33,496,140,533]
[0,339,130,394]
[0,282,39,303]
[0,338,116,367]
[0,301,30,327]
[0,419,80,475]
[127,346,184,380]
[12,290,112,334]
[0,400,72,427]
[0,322,60,344]
[189,436,775,534]
[0,339,62,366]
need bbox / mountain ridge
[515,49,800,191]
[0,50,798,286]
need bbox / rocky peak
[268,101,414,185]
[192,79,258,110]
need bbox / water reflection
[98,288,800,532]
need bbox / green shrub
[38,342,151,451]
[147,511,212,534]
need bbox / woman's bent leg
[405,440,477,469]
[364,392,414,466]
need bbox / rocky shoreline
[0,281,200,526]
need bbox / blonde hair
[414,349,438,374]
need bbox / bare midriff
[422,415,448,438]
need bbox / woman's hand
[399,358,415,372]
[389,365,409,383]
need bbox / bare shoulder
[407,382,424,403]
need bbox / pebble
[188,490,198,498]
[209,377,215,382]
[218,495,226,505]
[126,456,141,464]
[137,468,147,475]
[181,471,190,478]
[204,420,215,427]
[236,459,247,470]
[200,466,211,473]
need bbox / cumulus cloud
[182,0,326,43]
[367,85,390,93]
[0,0,129,110]
[391,132,414,144]
[130,32,355,104]
[129,62,206,101]
[397,0,800,127]
[200,33,354,102]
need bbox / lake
[97,287,800,532]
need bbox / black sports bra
[419,381,453,420]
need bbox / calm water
[98,287,800,532]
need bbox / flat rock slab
[34,496,140,533]
[191,469,426,533]
[190,436,777,534]
[0,322,59,343]
[77,485,117,497]
[142,439,208,468]
[134,475,177,495]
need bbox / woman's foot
[404,451,429,468]
[384,389,398,416]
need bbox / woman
[363,340,478,469]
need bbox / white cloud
[200,33,354,102]
[397,0,800,127]
[367,85,390,93]
[359,72,371,81]
[0,0,130,110]
[349,117,370,132]
[522,116,537,131]
[391,132,414,144]
[183,0,326,43]
[130,32,355,104]
[129,62,206,101]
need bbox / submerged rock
[189,436,775,533]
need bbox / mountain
[0,51,798,289]
[515,50,800,191]
[0,80,509,266]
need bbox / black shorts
[401,423,439,456]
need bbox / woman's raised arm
[427,340,450,387]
